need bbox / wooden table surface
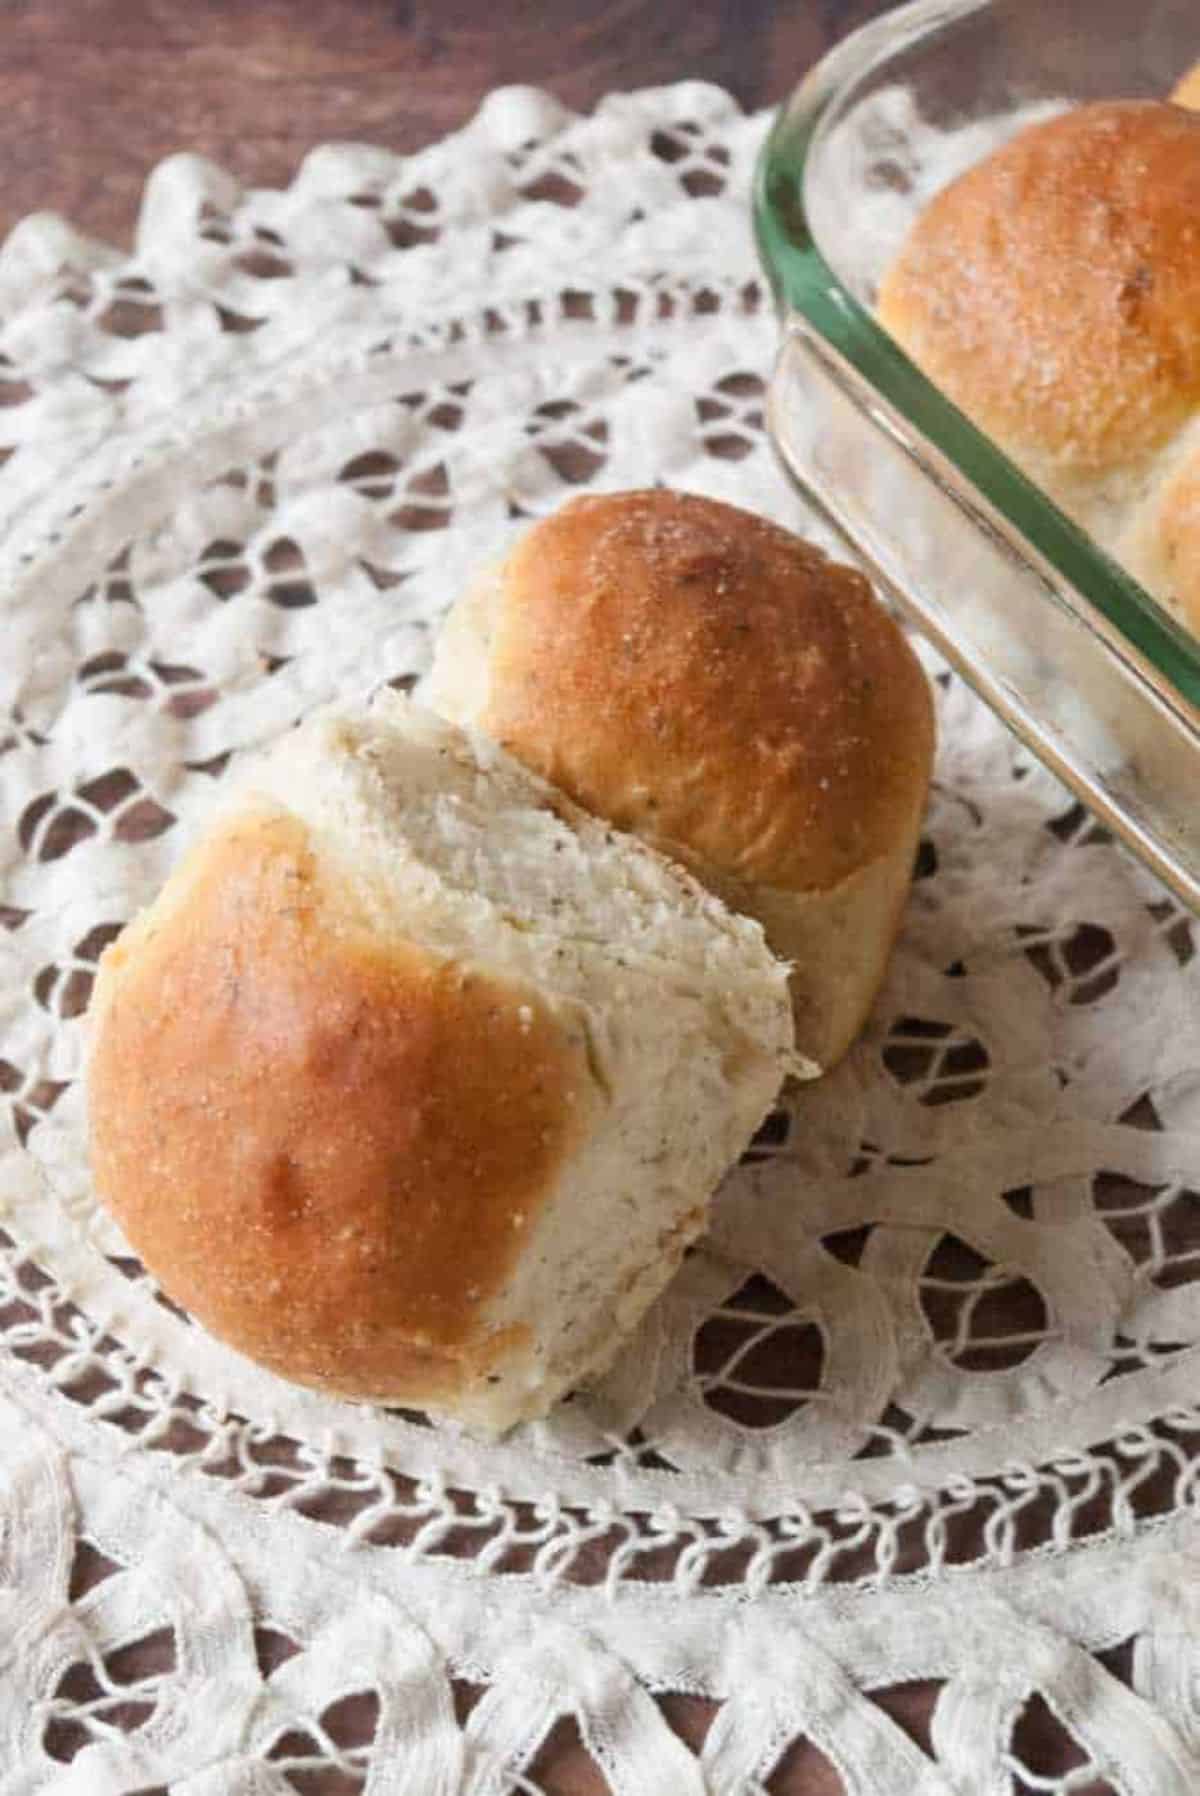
[4,0,893,247]
[6,3,923,1791]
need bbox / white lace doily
[2,81,1199,1794]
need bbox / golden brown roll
[88,696,796,1431]
[878,100,1200,636]
[425,489,935,1070]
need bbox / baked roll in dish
[425,489,935,1071]
[87,697,795,1432]
[879,100,1200,637]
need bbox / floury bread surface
[87,697,795,1432]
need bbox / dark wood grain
[0,0,895,247]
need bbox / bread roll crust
[878,102,1200,488]
[480,489,933,894]
[88,807,588,1405]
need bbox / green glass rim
[752,1,1200,715]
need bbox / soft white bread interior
[878,100,1200,638]
[87,695,795,1432]
[424,489,935,1071]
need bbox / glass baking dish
[754,0,1200,913]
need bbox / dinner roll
[88,696,795,1433]
[878,101,1200,635]
[424,490,935,1070]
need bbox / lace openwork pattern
[1,82,1199,1793]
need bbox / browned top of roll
[878,101,1200,481]
[480,489,934,894]
[87,809,586,1402]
